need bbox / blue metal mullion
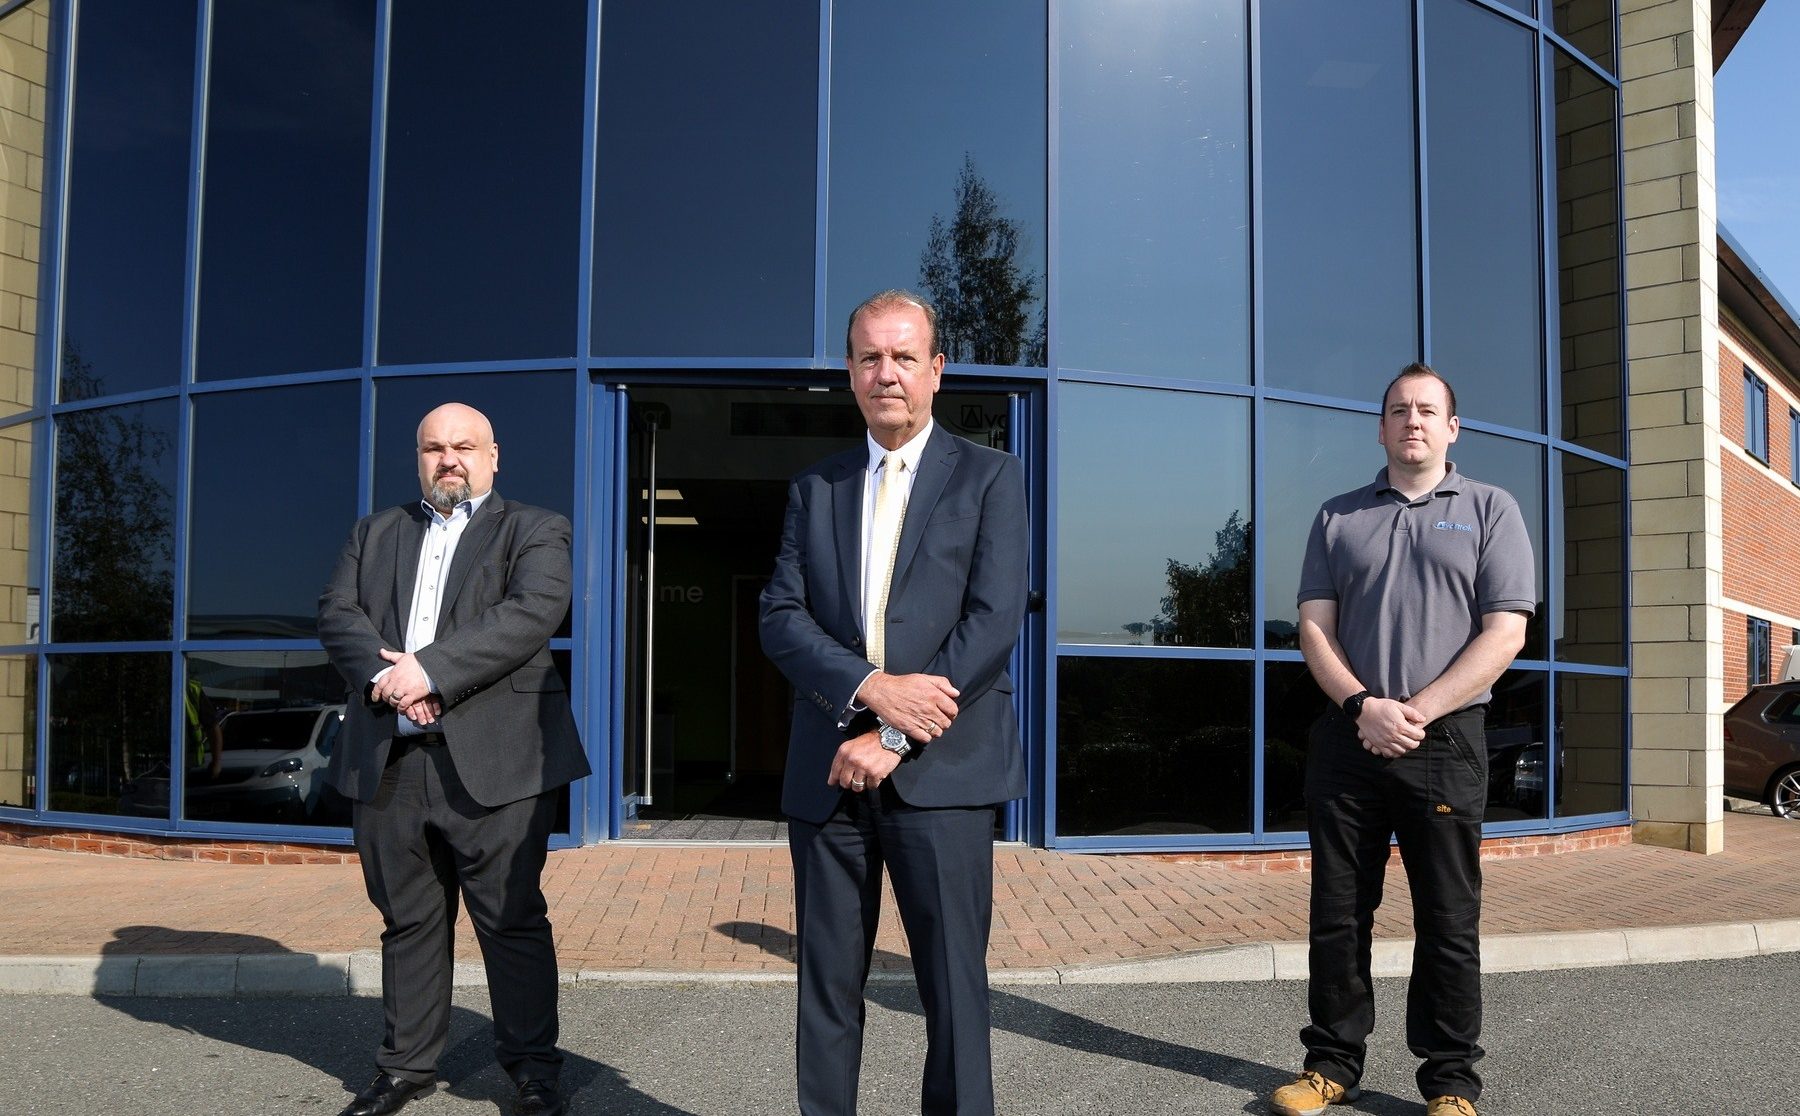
[606,383,628,837]
[1030,0,1058,848]
[165,0,212,829]
[48,384,182,415]
[184,366,364,396]
[1537,35,1555,445]
[564,0,602,845]
[361,0,392,371]
[29,0,76,813]
[811,0,830,363]
[1414,0,1431,364]
[1540,25,1620,89]
[1246,0,1267,843]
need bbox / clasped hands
[829,671,959,793]
[1356,696,1432,759]
[371,648,442,726]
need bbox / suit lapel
[892,427,957,588]
[830,451,866,636]
[439,492,505,617]
[391,504,430,632]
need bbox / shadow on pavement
[714,918,1423,1113]
[98,926,698,1115]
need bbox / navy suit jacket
[760,425,1028,824]
[317,492,590,809]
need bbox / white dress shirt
[854,419,932,701]
[377,489,492,735]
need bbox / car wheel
[1770,766,1800,819]
[1771,766,1800,820]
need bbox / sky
[1714,3,1800,307]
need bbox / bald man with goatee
[319,403,589,1116]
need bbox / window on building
[1789,409,1799,484]
[1748,616,1772,688]
[1744,371,1768,460]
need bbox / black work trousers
[1301,705,1487,1102]
[352,736,563,1087]
[788,783,999,1116]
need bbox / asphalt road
[3,954,1794,1115]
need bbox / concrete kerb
[5,920,1798,996]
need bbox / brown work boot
[1424,1098,1479,1116]
[1270,1070,1360,1116]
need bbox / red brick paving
[0,812,1793,974]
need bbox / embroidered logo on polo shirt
[1435,804,1453,814]
[1432,521,1474,533]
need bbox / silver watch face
[879,724,908,753]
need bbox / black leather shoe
[514,1078,567,1116]
[337,1072,434,1116]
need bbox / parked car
[118,704,349,825]
[1723,681,1800,819]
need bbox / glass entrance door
[615,385,1016,840]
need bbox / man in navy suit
[761,289,1028,1115]
[319,403,589,1116]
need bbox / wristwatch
[1342,690,1373,720]
[877,721,912,758]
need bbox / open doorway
[618,386,1012,839]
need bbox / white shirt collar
[865,419,934,477]
[420,488,493,525]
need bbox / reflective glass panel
[373,372,574,519]
[375,373,576,639]
[0,654,34,808]
[1553,46,1622,457]
[1056,657,1251,837]
[1263,402,1372,648]
[59,0,197,399]
[1450,429,1547,660]
[1262,0,1418,401]
[1424,0,1542,431]
[593,0,815,358]
[52,400,178,641]
[1555,453,1624,665]
[196,0,375,381]
[182,652,350,826]
[1553,0,1615,75]
[188,384,360,638]
[828,1,1046,365]
[49,652,170,817]
[0,1,52,419]
[1057,385,1249,647]
[378,0,585,364]
[1557,669,1624,815]
[1059,0,1246,380]
[0,420,41,645]
[1264,661,1324,833]
[1485,668,1548,821]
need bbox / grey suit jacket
[760,425,1028,824]
[317,491,590,808]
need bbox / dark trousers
[1301,706,1487,1101]
[352,737,563,1086]
[788,784,999,1116]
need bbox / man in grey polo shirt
[1270,364,1534,1116]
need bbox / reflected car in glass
[1723,682,1800,819]
[120,705,349,825]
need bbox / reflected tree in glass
[49,653,171,817]
[52,359,175,642]
[1155,511,1252,647]
[917,155,1044,366]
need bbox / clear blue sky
[1714,4,1800,306]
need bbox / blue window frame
[1745,370,1769,461]
[1748,616,1772,688]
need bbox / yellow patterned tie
[866,453,907,669]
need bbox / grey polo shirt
[1297,464,1535,706]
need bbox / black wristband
[1341,690,1372,720]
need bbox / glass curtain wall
[7,0,1626,852]
[1050,0,1627,848]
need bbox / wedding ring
[851,778,866,789]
